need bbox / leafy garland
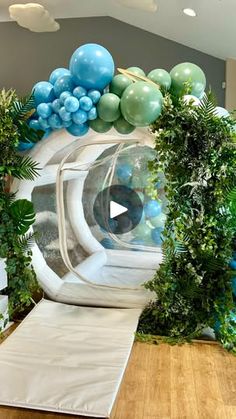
[138,93,236,353]
[0,89,43,320]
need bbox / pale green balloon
[150,213,167,228]
[127,67,146,77]
[170,62,206,98]
[120,81,163,127]
[147,69,171,90]
[97,93,121,122]
[110,74,132,97]
[133,222,151,238]
[114,116,135,134]
[89,117,112,133]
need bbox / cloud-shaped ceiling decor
[9,3,60,32]
[116,0,157,12]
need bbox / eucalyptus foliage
[138,93,236,353]
[0,89,42,318]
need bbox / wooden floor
[0,327,236,419]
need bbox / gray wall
[0,16,225,105]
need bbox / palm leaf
[10,156,40,180]
[17,232,36,251]
[11,94,36,122]
[197,92,216,120]
[9,199,35,235]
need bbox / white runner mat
[0,299,141,417]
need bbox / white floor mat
[0,299,141,417]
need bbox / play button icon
[110,201,128,219]
[93,185,143,234]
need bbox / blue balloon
[144,200,162,218]
[49,68,71,85]
[42,128,52,139]
[69,43,115,90]
[100,238,114,249]
[59,91,72,104]
[62,119,72,128]
[51,99,61,113]
[64,96,80,113]
[73,86,87,99]
[151,227,163,245]
[72,109,88,125]
[66,122,89,137]
[79,96,93,112]
[37,103,52,119]
[229,259,236,270]
[116,163,133,183]
[32,81,55,106]
[48,113,63,129]
[29,119,41,131]
[87,106,97,120]
[232,277,236,297]
[18,141,34,151]
[88,89,101,104]
[54,75,75,98]
[38,116,50,130]
[59,106,72,122]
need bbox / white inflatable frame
[13,127,162,308]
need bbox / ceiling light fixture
[183,8,197,17]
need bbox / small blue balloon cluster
[29,43,115,142]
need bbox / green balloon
[110,75,132,97]
[170,62,206,98]
[114,116,135,134]
[150,213,167,228]
[121,81,163,127]
[127,67,146,77]
[147,69,171,90]
[89,118,112,133]
[97,93,121,122]
[133,223,151,239]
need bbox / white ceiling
[0,0,234,60]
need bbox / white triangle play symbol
[110,201,128,219]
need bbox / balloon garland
[22,42,233,151]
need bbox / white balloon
[214,106,230,118]
[183,95,201,106]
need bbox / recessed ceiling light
[183,8,197,17]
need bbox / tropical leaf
[11,94,35,122]
[17,121,44,144]
[9,199,35,235]
[197,91,216,120]
[17,232,36,251]
[11,155,40,180]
